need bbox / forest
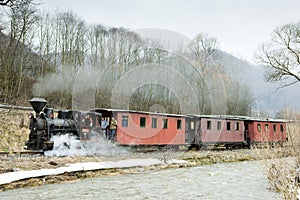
[0,0,253,115]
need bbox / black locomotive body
[25,98,102,150]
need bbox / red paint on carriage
[200,118,245,143]
[115,111,186,145]
[245,119,287,144]
[186,115,245,146]
[91,109,185,145]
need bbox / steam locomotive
[25,98,102,150]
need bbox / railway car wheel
[188,144,200,150]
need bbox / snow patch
[0,158,187,185]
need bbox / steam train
[25,97,288,151]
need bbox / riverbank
[0,148,293,192]
[0,160,280,200]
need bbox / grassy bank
[259,122,300,200]
[0,108,31,152]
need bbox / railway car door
[244,123,250,144]
[185,116,200,145]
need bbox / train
[25,97,288,151]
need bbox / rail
[0,150,44,155]
[0,104,33,111]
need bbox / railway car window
[140,117,146,128]
[177,119,182,129]
[190,122,195,130]
[235,122,240,131]
[163,119,168,129]
[226,122,231,131]
[207,120,212,130]
[257,124,261,132]
[217,121,222,130]
[273,124,277,132]
[280,124,284,132]
[122,116,129,127]
[152,118,157,128]
[265,124,269,132]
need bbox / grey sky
[41,0,300,63]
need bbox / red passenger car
[186,115,245,148]
[92,109,186,146]
[244,118,287,146]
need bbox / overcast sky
[41,0,300,63]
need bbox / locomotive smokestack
[29,97,47,116]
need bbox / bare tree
[257,22,300,87]
[0,0,39,7]
[35,11,56,78]
[188,33,218,72]
[0,0,39,103]
[87,24,108,68]
[187,33,219,114]
[49,10,87,69]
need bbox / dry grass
[255,122,300,200]
[0,108,31,152]
[287,122,300,152]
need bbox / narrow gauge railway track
[0,104,33,111]
[0,150,44,155]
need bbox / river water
[0,161,280,200]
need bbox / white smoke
[44,134,129,157]
[32,66,76,96]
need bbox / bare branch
[257,22,300,87]
[0,0,11,5]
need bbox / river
[0,160,280,200]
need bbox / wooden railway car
[186,115,246,149]
[91,109,186,146]
[244,118,287,146]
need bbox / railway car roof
[188,114,287,123]
[242,116,288,123]
[90,109,287,122]
[91,108,186,118]
[189,115,246,120]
